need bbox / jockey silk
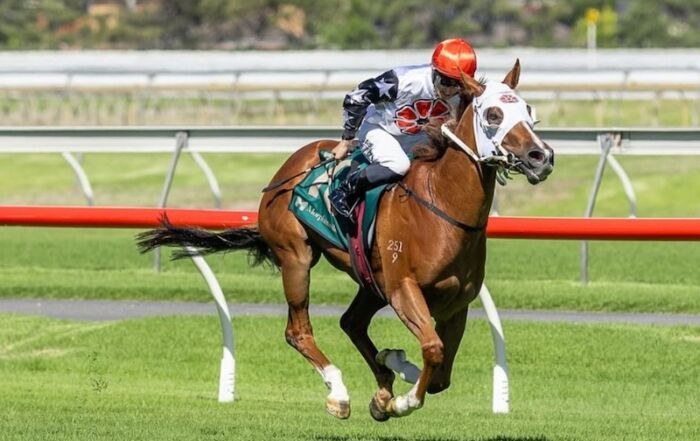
[342,64,461,140]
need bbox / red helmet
[431,38,477,79]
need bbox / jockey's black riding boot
[330,164,403,221]
[330,169,366,220]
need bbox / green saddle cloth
[289,149,387,251]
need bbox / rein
[262,157,336,192]
[397,182,486,233]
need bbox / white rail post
[581,133,615,285]
[61,152,95,206]
[607,152,637,218]
[478,284,509,414]
[154,131,188,271]
[186,246,235,403]
[189,150,222,209]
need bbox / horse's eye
[485,107,504,126]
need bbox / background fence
[1,49,699,126]
[1,126,698,206]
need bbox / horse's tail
[136,218,278,268]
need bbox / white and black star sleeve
[341,70,399,140]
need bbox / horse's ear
[460,71,484,97]
[503,58,520,89]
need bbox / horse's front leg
[384,278,443,417]
[340,288,395,422]
[429,306,468,393]
[376,307,468,395]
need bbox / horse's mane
[413,117,457,161]
[413,77,485,162]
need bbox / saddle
[289,149,389,298]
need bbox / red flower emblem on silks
[395,99,451,135]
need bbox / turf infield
[1,314,698,441]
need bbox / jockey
[330,38,478,221]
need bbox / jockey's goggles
[432,70,462,88]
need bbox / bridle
[440,123,519,186]
[440,82,536,185]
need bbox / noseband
[440,122,522,186]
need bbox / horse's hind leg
[258,141,351,417]
[339,288,395,422]
[279,249,351,419]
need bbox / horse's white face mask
[473,81,534,157]
[440,60,554,185]
[472,80,552,185]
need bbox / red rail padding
[0,206,699,241]
[0,206,258,229]
[487,216,700,241]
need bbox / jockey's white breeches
[358,123,429,176]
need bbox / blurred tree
[572,4,618,47]
[155,0,204,48]
[0,0,698,49]
[438,1,489,44]
[662,0,700,46]
[378,1,483,48]
[313,0,381,49]
[618,0,671,47]
[0,0,81,49]
[563,0,615,25]
[519,1,573,47]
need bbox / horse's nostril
[528,149,545,164]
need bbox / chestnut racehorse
[137,60,553,421]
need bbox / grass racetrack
[0,149,699,440]
[1,226,699,313]
[1,314,699,441]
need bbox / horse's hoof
[376,348,404,366]
[326,398,351,419]
[376,349,391,366]
[369,395,390,422]
[384,395,421,418]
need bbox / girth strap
[397,182,486,233]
